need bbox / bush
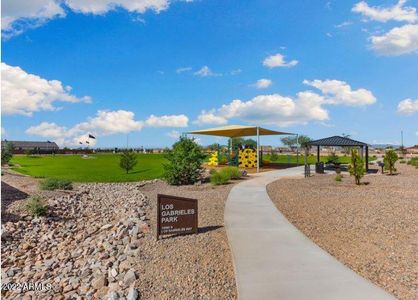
[1,142,14,166]
[327,151,339,164]
[119,150,138,174]
[335,174,343,182]
[408,158,418,167]
[399,159,406,164]
[218,156,228,165]
[40,178,73,190]
[383,149,398,175]
[221,166,242,180]
[164,137,205,185]
[348,149,365,185]
[262,159,271,166]
[270,152,279,161]
[210,170,230,185]
[26,195,47,217]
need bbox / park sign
[157,194,198,240]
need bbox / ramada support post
[317,145,320,163]
[256,126,260,173]
[365,145,369,172]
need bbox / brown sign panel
[157,194,198,240]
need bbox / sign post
[157,194,198,240]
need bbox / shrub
[119,150,138,174]
[399,159,406,164]
[218,156,228,165]
[210,170,230,185]
[335,174,342,182]
[164,137,205,185]
[1,142,14,166]
[262,159,271,166]
[383,149,398,175]
[348,149,365,185]
[40,178,73,190]
[221,166,242,180]
[408,158,418,168]
[26,195,47,217]
[270,152,279,161]
[327,151,339,164]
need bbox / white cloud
[1,0,65,38]
[194,110,228,126]
[196,92,328,127]
[75,110,143,134]
[370,24,418,55]
[145,114,189,127]
[335,21,353,28]
[176,67,192,73]
[303,79,376,106]
[26,121,67,137]
[253,78,272,89]
[167,130,180,139]
[352,0,417,23]
[1,127,6,137]
[230,69,242,75]
[262,53,298,68]
[416,131,418,136]
[397,98,418,114]
[1,63,91,116]
[64,0,168,14]
[194,79,376,127]
[26,110,143,146]
[193,66,221,77]
[2,0,178,37]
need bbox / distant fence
[12,148,166,155]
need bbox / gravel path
[267,163,418,300]
[1,172,237,299]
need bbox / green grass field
[11,154,167,182]
[9,153,377,183]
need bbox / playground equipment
[207,151,219,166]
[188,125,292,172]
[238,148,257,168]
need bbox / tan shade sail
[187,125,292,138]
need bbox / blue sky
[2,0,418,147]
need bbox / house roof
[188,125,292,138]
[1,140,59,149]
[307,136,368,147]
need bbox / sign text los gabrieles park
[157,194,198,240]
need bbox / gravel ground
[267,163,418,300]
[1,172,69,223]
[135,180,237,299]
[1,171,238,299]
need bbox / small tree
[163,137,205,185]
[348,148,365,185]
[281,136,297,149]
[297,135,312,148]
[281,135,311,150]
[1,142,14,166]
[383,149,398,175]
[119,150,138,174]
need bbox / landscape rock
[123,269,137,286]
[1,180,153,299]
[127,287,139,300]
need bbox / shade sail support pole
[257,126,260,173]
[230,137,233,166]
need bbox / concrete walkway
[225,166,395,300]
